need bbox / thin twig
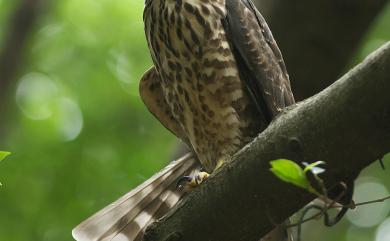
[291,194,390,241]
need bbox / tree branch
[143,42,390,241]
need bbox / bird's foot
[176,158,226,191]
[176,171,210,192]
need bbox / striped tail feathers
[122,181,185,241]
[72,153,199,241]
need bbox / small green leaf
[270,159,309,190]
[303,161,325,174]
[0,151,11,162]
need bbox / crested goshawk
[72,0,295,240]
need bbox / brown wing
[224,0,295,121]
[139,66,189,145]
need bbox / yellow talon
[176,158,226,192]
[196,171,210,184]
[176,171,210,192]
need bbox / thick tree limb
[255,0,388,101]
[144,42,390,241]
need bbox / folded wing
[224,0,295,122]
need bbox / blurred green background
[0,1,389,241]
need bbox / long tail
[72,153,199,241]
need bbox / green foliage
[270,159,309,190]
[0,1,175,240]
[0,151,11,162]
[303,161,325,174]
[0,151,11,186]
[270,159,324,194]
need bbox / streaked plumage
[73,0,294,240]
[72,154,200,241]
[142,0,294,172]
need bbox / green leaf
[0,151,11,162]
[270,159,309,190]
[303,161,325,174]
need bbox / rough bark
[255,0,389,101]
[144,42,390,241]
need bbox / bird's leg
[176,171,210,192]
[176,158,226,191]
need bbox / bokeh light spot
[54,97,83,142]
[346,177,390,228]
[108,48,133,85]
[376,218,390,241]
[16,72,58,120]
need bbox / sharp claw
[197,171,210,183]
[176,171,211,192]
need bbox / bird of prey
[72,0,295,240]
